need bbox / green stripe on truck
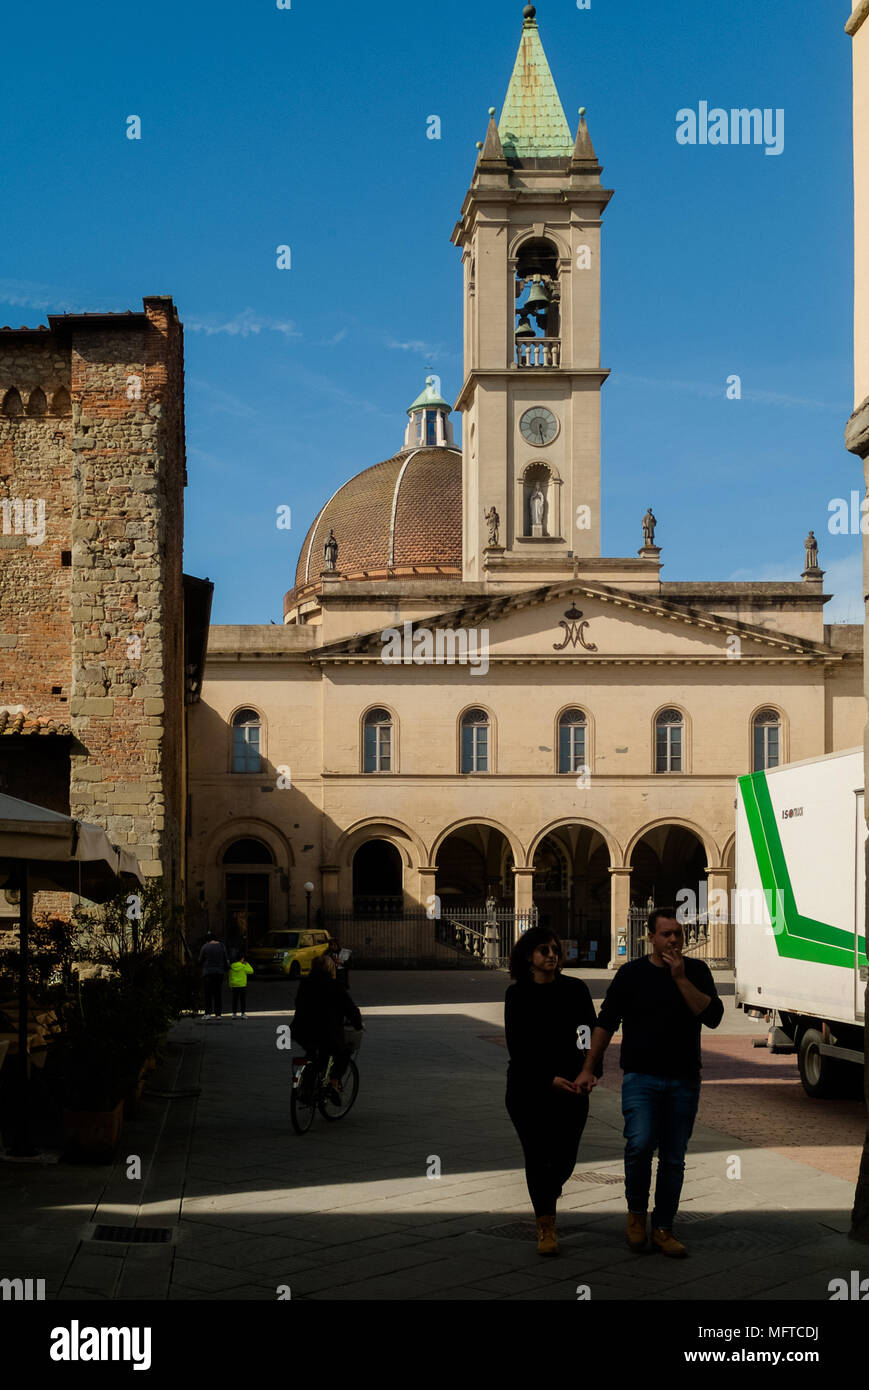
[738,770,868,969]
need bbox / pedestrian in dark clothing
[504,926,599,1256]
[576,906,724,1257]
[292,954,363,1100]
[198,933,229,1020]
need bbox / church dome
[286,443,463,613]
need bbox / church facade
[186,6,863,966]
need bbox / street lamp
[304,881,314,932]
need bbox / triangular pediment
[314,580,838,664]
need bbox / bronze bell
[515,313,536,338]
[524,279,551,314]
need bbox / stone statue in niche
[529,482,546,536]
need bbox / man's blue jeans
[621,1072,701,1229]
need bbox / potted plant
[55,978,137,1162]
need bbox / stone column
[512,866,536,943]
[704,866,732,965]
[416,865,439,917]
[319,865,340,911]
[608,866,632,968]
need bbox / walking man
[576,906,723,1256]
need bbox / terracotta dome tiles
[288,447,462,606]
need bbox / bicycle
[290,1031,361,1134]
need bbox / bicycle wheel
[318,1059,359,1121]
[290,1061,318,1134]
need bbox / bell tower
[452,3,612,582]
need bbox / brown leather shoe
[625,1211,648,1250]
[536,1215,559,1256]
[652,1227,687,1257]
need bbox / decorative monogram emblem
[553,605,598,653]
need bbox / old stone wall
[0,298,187,904]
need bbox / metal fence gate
[320,906,536,969]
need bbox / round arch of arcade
[333,818,428,916]
[198,819,295,949]
[431,817,525,919]
[624,816,718,912]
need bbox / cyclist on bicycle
[292,953,363,1101]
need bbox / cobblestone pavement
[0,969,865,1302]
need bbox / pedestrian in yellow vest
[229,952,254,1019]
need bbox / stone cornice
[311,654,839,667]
[455,367,610,411]
[846,0,869,35]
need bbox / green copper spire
[499,5,573,159]
[407,374,451,415]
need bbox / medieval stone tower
[0,297,206,907]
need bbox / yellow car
[248,929,332,980]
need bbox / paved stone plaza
[0,971,865,1302]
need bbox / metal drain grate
[572,1170,623,1185]
[91,1225,173,1245]
[482,1221,539,1241]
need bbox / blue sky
[1,0,860,622]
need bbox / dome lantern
[403,374,455,450]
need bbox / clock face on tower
[520,407,559,446]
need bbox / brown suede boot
[536,1214,559,1255]
[652,1227,688,1257]
[625,1211,648,1250]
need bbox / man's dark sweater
[505,974,600,1098]
[596,955,723,1079]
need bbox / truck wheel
[797,1028,839,1098]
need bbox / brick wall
[0,297,187,903]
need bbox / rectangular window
[474,726,487,772]
[377,724,391,772]
[754,725,779,771]
[559,725,586,773]
[233,726,261,773]
[364,722,391,772]
[463,724,488,773]
[426,411,437,446]
[656,726,681,773]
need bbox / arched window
[655,708,683,773]
[363,708,392,773]
[232,709,262,773]
[1,388,23,417]
[222,838,274,864]
[26,387,47,417]
[753,708,781,771]
[558,709,587,774]
[51,386,71,415]
[461,709,489,773]
[222,838,274,946]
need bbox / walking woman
[505,927,600,1255]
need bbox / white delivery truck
[735,746,867,1098]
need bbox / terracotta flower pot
[61,1099,124,1163]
